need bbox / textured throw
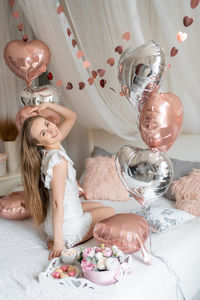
[173,169,200,216]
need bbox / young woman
[20,102,115,260]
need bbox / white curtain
[19,0,200,136]
[0,0,34,153]
[0,1,34,120]
[2,0,200,172]
[64,0,200,133]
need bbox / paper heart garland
[170,47,178,57]
[191,0,200,9]
[107,57,115,66]
[177,31,188,42]
[92,71,97,78]
[115,45,123,54]
[66,82,73,90]
[122,32,130,41]
[97,69,105,77]
[183,16,193,27]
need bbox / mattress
[0,196,200,300]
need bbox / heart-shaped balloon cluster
[117,41,183,207]
[3,39,64,131]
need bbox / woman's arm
[29,102,77,141]
[48,158,68,260]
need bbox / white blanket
[1,197,200,300]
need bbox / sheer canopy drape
[0,0,34,153]
[18,0,200,136]
[1,0,200,172]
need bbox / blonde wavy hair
[20,115,49,225]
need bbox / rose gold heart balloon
[139,92,183,152]
[4,40,51,87]
[0,191,31,220]
[93,213,151,264]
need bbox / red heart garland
[79,82,85,90]
[88,77,94,85]
[72,39,77,47]
[170,47,178,57]
[100,79,107,88]
[92,71,97,79]
[183,16,193,27]
[97,69,105,77]
[47,72,53,80]
[115,46,123,54]
[66,82,73,90]
[107,58,115,66]
[190,0,200,9]
[67,28,71,37]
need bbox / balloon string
[144,206,186,300]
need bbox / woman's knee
[91,201,104,207]
[90,206,115,223]
[104,206,115,218]
[82,201,104,212]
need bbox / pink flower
[95,247,103,253]
[102,248,113,257]
[82,247,95,258]
[81,259,94,272]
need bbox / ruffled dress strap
[41,147,74,189]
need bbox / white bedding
[1,196,200,300]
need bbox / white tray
[39,255,133,295]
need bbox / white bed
[1,131,200,300]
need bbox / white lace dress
[41,145,92,248]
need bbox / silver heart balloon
[115,145,173,207]
[18,84,60,108]
[118,41,166,113]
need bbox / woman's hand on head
[48,241,66,260]
[29,103,50,115]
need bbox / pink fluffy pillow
[173,169,200,216]
[82,156,130,201]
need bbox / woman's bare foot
[47,240,54,250]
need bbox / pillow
[132,207,195,233]
[90,146,112,158]
[82,156,130,201]
[171,158,200,180]
[165,158,200,201]
[173,169,200,217]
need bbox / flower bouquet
[77,244,127,285]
